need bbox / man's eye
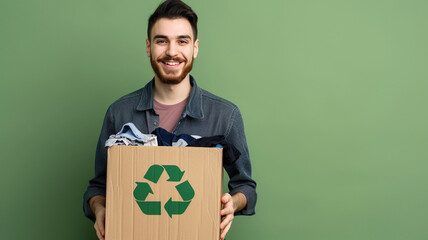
[157,40,167,44]
[179,40,188,44]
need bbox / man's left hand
[220,192,247,240]
[220,193,234,240]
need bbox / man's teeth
[165,62,179,66]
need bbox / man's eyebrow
[177,35,192,40]
[153,34,168,40]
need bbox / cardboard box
[105,145,223,240]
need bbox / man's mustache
[158,56,186,62]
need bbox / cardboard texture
[105,145,223,240]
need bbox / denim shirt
[83,76,257,221]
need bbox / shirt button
[153,121,158,126]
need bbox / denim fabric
[83,76,257,222]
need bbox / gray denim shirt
[83,76,257,221]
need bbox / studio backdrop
[1,0,428,239]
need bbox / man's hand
[220,192,247,240]
[89,195,106,240]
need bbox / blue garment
[117,122,155,142]
[105,122,158,147]
[83,76,257,221]
[153,127,196,146]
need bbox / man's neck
[153,75,192,105]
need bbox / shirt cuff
[229,185,257,216]
[83,188,106,222]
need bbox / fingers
[220,213,233,230]
[98,220,105,237]
[220,193,234,216]
[94,212,105,240]
[94,207,106,240]
[220,205,234,216]
[219,193,234,239]
[220,201,235,216]
[221,193,232,204]
[220,220,232,240]
[94,222,105,240]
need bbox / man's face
[146,18,199,85]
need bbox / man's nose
[166,42,178,56]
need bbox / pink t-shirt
[153,98,188,132]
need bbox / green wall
[1,0,428,239]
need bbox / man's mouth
[161,61,183,67]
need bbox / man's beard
[151,55,194,85]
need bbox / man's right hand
[89,195,106,240]
[94,206,106,240]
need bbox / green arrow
[162,165,185,182]
[136,201,161,215]
[133,182,152,201]
[144,164,164,183]
[164,198,191,218]
[175,180,195,201]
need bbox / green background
[1,0,428,239]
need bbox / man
[83,0,257,239]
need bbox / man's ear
[193,39,199,59]
[146,38,151,58]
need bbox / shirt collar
[136,75,204,119]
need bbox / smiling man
[149,18,196,86]
[83,1,257,239]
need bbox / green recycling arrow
[134,182,161,215]
[163,165,185,182]
[164,198,191,218]
[175,180,195,201]
[144,164,164,183]
[133,182,153,201]
[136,201,161,215]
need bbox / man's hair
[147,0,198,41]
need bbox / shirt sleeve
[83,105,115,222]
[224,107,257,216]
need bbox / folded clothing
[105,122,158,147]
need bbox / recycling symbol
[133,164,195,218]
